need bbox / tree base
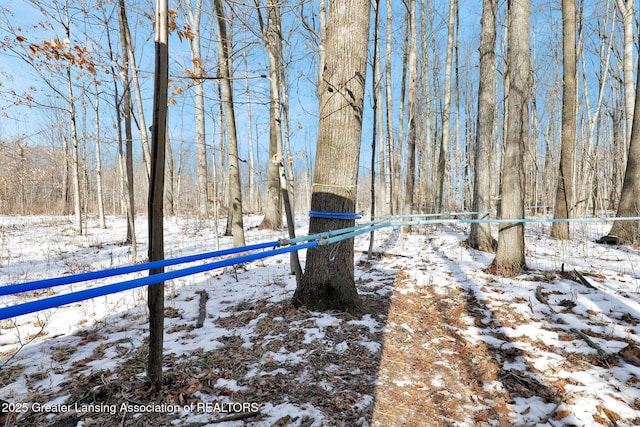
[257,218,282,231]
[487,261,528,278]
[292,280,362,314]
[465,237,498,254]
[596,235,622,245]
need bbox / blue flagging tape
[0,240,280,297]
[0,241,318,321]
[309,210,362,220]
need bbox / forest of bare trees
[0,0,639,251]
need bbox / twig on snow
[195,290,209,328]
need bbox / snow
[0,215,639,425]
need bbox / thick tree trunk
[468,0,497,252]
[599,33,640,245]
[258,0,283,230]
[550,0,577,240]
[616,0,635,154]
[490,0,530,276]
[293,0,370,313]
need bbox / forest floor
[0,215,640,426]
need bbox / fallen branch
[574,270,597,290]
[195,290,209,328]
[535,285,549,306]
[179,412,260,427]
[571,327,607,359]
[535,286,610,362]
[209,411,260,424]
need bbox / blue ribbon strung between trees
[0,241,318,321]
[0,240,281,297]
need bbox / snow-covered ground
[0,214,639,426]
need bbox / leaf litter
[0,216,639,426]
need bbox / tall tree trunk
[93,80,106,229]
[490,0,530,276]
[599,33,640,245]
[119,0,151,182]
[66,63,82,235]
[257,0,283,230]
[468,0,498,252]
[183,0,209,219]
[405,0,418,214]
[369,0,381,256]
[118,1,137,259]
[616,0,635,155]
[436,0,457,212]
[578,0,614,215]
[214,0,245,247]
[293,0,370,313]
[384,0,395,214]
[243,37,258,213]
[147,0,169,390]
[550,0,577,239]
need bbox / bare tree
[256,0,283,230]
[384,0,396,214]
[92,79,106,228]
[404,0,418,214]
[550,0,577,240]
[213,0,245,247]
[615,0,635,152]
[598,34,640,245]
[468,0,497,252]
[117,0,136,258]
[436,0,457,212]
[118,0,151,182]
[293,0,370,312]
[490,0,530,276]
[147,0,169,390]
[181,0,209,218]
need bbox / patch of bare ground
[370,270,512,426]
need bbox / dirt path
[371,270,512,426]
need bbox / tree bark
[615,0,635,154]
[118,0,137,259]
[550,0,577,240]
[257,0,283,230]
[147,0,169,390]
[184,0,209,219]
[405,0,418,215]
[384,0,395,214]
[468,0,497,252]
[93,80,106,229]
[436,0,457,213]
[490,0,530,276]
[599,30,640,245]
[293,0,370,313]
[119,0,151,182]
[214,0,245,247]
